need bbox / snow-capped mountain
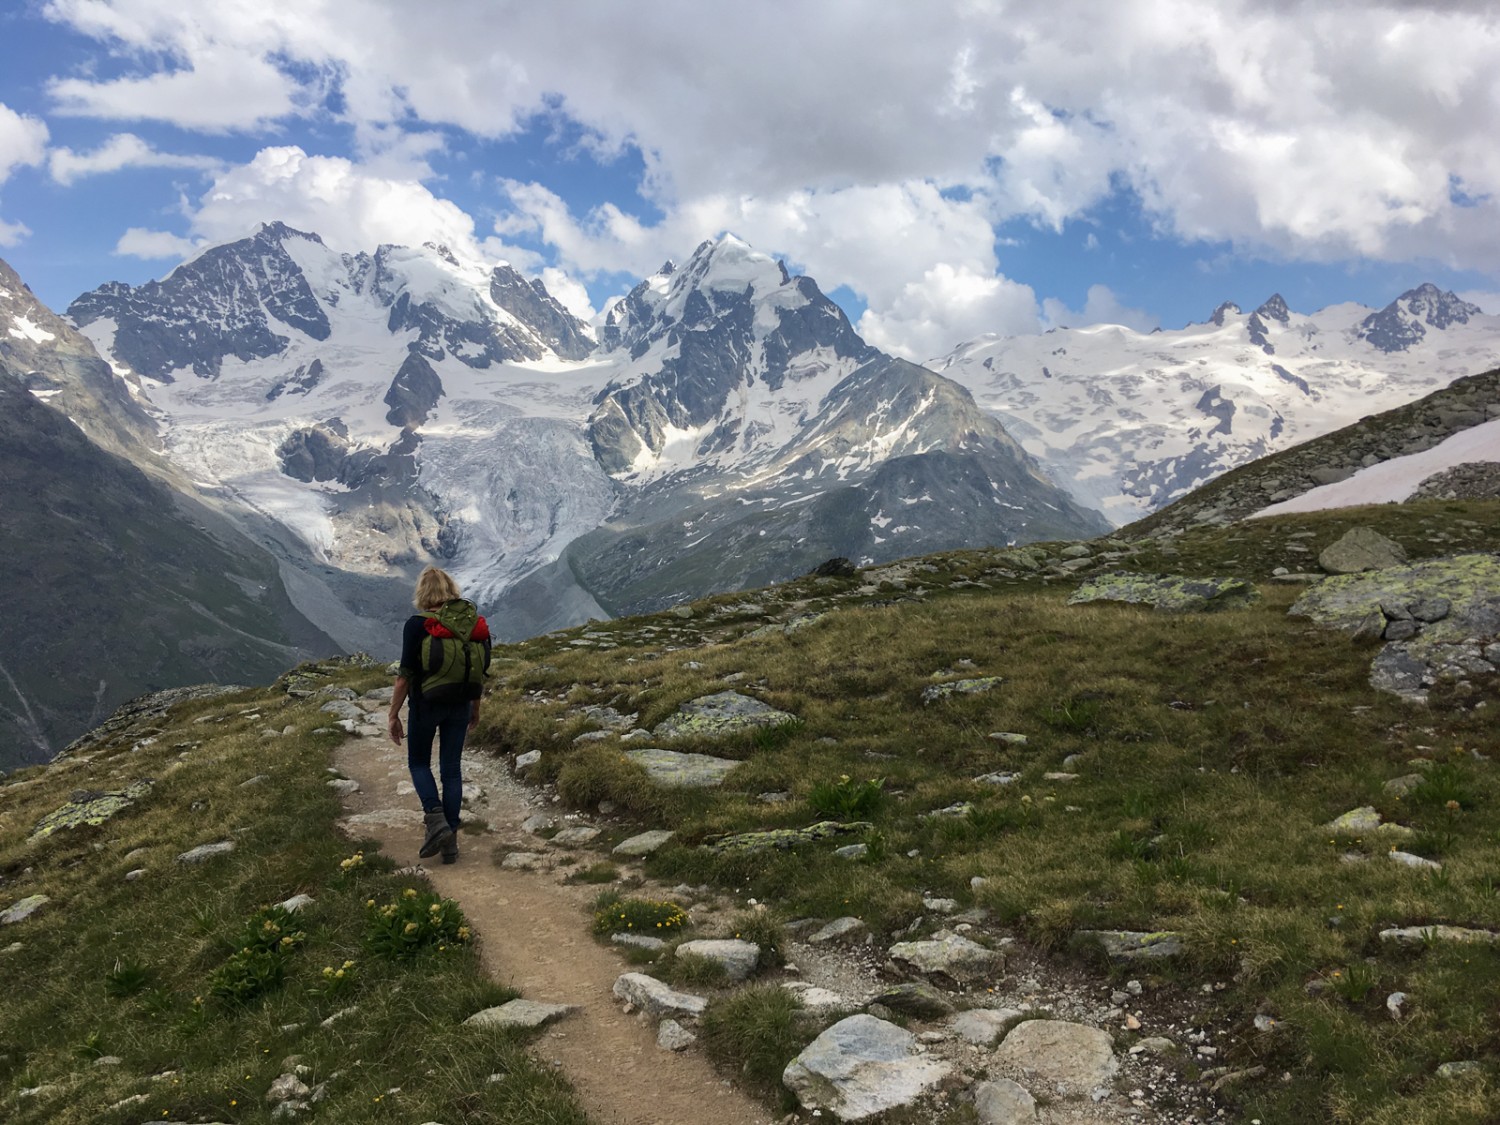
[68,226,1103,639]
[932,285,1500,525]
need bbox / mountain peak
[1210,301,1242,327]
[1254,293,1291,323]
[1357,283,1482,352]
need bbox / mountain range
[3,222,1498,766]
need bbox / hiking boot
[440,831,459,864]
[418,806,453,859]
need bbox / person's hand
[387,711,404,745]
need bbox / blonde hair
[413,565,462,610]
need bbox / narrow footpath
[334,734,772,1125]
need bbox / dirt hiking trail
[335,735,773,1125]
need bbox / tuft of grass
[807,774,885,819]
[564,861,620,885]
[700,985,819,1105]
[591,894,689,937]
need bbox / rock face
[992,1019,1119,1098]
[624,748,742,788]
[652,691,797,739]
[782,1014,954,1121]
[1067,573,1259,613]
[888,935,1004,984]
[1318,527,1408,573]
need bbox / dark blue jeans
[406,700,470,831]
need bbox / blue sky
[2,1,1498,360]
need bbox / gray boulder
[1067,573,1259,613]
[810,917,868,944]
[888,934,1003,984]
[612,972,707,1018]
[974,1078,1038,1124]
[612,830,675,857]
[870,982,957,1018]
[0,894,49,925]
[177,840,235,864]
[550,826,601,846]
[652,691,796,739]
[782,1014,953,1122]
[657,1019,698,1051]
[992,1019,1118,1098]
[948,1008,1025,1047]
[624,748,741,788]
[674,939,760,981]
[1319,527,1408,574]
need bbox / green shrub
[365,888,471,961]
[208,905,309,1005]
[808,775,885,819]
[104,960,151,998]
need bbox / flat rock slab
[613,830,675,857]
[707,821,870,855]
[783,1014,953,1122]
[872,982,957,1018]
[993,1019,1118,1098]
[675,939,761,981]
[658,1018,698,1051]
[341,808,423,831]
[1380,925,1500,946]
[652,691,796,739]
[922,677,1002,704]
[501,852,548,870]
[612,972,707,1019]
[1319,527,1408,574]
[888,934,1003,984]
[177,840,235,865]
[948,1009,1025,1047]
[1075,930,1185,963]
[611,933,667,952]
[464,999,577,1030]
[624,748,741,788]
[0,894,49,926]
[551,826,602,846]
[326,779,360,796]
[1069,572,1259,612]
[31,780,154,840]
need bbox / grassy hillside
[0,660,586,1124]
[485,498,1499,1124]
[3,498,1496,1124]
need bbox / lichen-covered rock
[1318,527,1408,574]
[652,691,796,739]
[810,917,868,944]
[888,934,1003,984]
[782,1014,953,1122]
[921,677,1002,703]
[1290,554,1500,700]
[1067,573,1259,613]
[623,748,741,788]
[31,779,154,839]
[1075,929,1185,963]
[993,1019,1119,1098]
[705,821,870,855]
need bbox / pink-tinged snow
[1252,418,1500,518]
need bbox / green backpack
[418,599,489,705]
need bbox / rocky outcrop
[1067,573,1260,612]
[652,691,796,739]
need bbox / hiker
[386,565,491,864]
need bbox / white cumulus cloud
[0,102,49,245]
[1041,285,1159,333]
[50,133,221,185]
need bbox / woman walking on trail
[387,565,492,863]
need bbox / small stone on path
[974,1078,1038,1124]
[501,851,547,870]
[887,934,1003,983]
[551,826,601,846]
[657,1019,698,1051]
[464,999,577,1029]
[612,972,707,1019]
